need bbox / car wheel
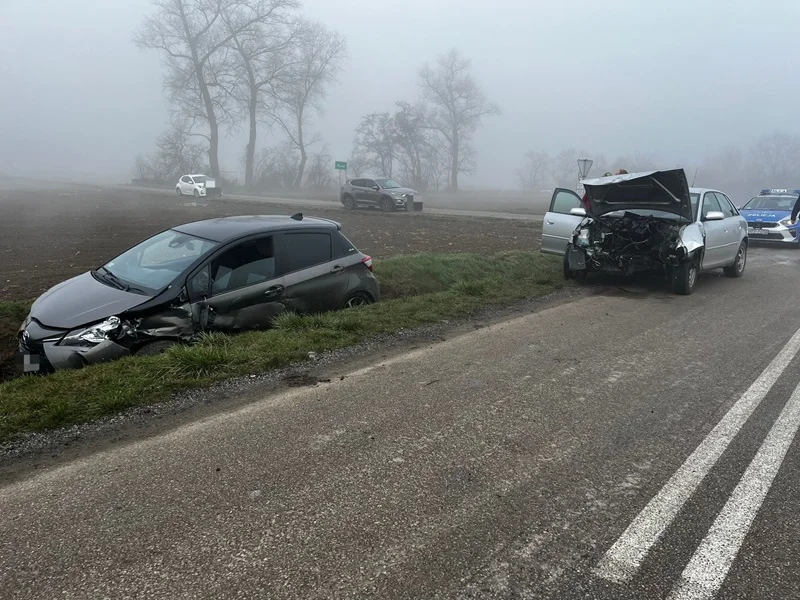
[563,251,574,280]
[341,292,373,309]
[723,242,747,278]
[342,194,356,210]
[176,187,182,195]
[135,340,178,356]
[193,189,200,198]
[380,197,395,212]
[672,259,698,295]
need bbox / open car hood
[582,169,693,221]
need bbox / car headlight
[779,217,795,227]
[392,192,406,198]
[62,317,122,346]
[576,228,591,247]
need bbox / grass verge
[0,251,563,442]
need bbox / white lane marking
[668,379,800,600]
[595,325,800,584]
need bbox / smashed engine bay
[567,212,694,275]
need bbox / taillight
[361,255,373,271]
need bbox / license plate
[16,352,40,373]
[748,228,769,235]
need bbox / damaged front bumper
[17,308,196,374]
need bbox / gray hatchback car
[17,214,379,373]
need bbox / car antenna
[691,168,698,187]
[291,212,303,221]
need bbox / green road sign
[335,161,347,170]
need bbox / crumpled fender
[678,222,705,254]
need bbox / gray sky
[1,0,799,187]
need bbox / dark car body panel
[18,216,378,373]
[28,272,147,329]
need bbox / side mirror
[704,211,725,221]
[570,207,587,217]
[373,186,380,191]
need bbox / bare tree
[346,154,370,178]
[154,118,207,180]
[750,132,800,186]
[135,0,290,179]
[392,101,431,190]
[304,146,334,189]
[264,19,346,188]
[549,148,585,188]
[419,49,499,192]
[221,0,299,189]
[517,151,551,191]
[352,112,397,177]
[254,140,299,188]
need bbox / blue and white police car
[738,189,800,245]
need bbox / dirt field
[0,186,542,302]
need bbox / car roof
[189,173,207,178]
[172,215,341,242]
[689,187,724,195]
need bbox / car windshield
[742,195,797,210]
[192,175,208,183]
[375,178,401,189]
[99,229,217,294]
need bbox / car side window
[713,193,735,218]
[332,231,357,259]
[279,232,332,273]
[181,176,191,183]
[719,193,739,216]
[701,193,722,220]
[193,237,276,296]
[364,180,377,189]
[550,190,583,215]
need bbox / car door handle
[264,285,285,297]
[546,219,555,225]
[330,265,345,274]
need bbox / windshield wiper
[97,267,128,291]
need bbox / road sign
[335,161,347,170]
[577,158,593,179]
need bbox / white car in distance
[175,174,222,198]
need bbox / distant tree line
[517,132,800,201]
[132,0,345,190]
[348,49,499,192]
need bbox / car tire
[176,187,182,195]
[342,194,356,210]
[341,291,373,309]
[135,340,178,356]
[563,251,574,280]
[672,259,698,295]
[193,190,200,198]
[380,197,395,212]
[723,242,747,277]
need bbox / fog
[2,0,799,191]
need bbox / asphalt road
[123,185,547,222]
[2,245,800,599]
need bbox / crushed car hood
[29,272,150,329]
[582,169,693,221]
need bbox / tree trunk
[450,134,459,192]
[293,108,306,188]
[295,148,307,188]
[245,90,257,190]
[196,70,220,180]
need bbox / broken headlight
[576,228,591,247]
[62,317,123,346]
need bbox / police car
[738,189,800,245]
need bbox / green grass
[0,251,564,441]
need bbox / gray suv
[340,177,423,212]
